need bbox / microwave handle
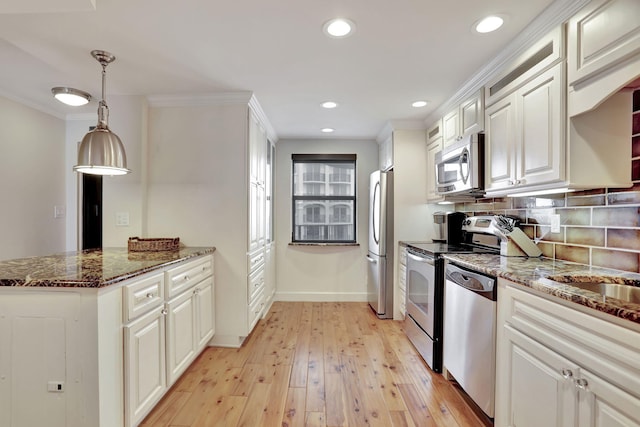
[459,147,469,185]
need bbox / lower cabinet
[397,245,408,317]
[496,279,640,427]
[124,306,168,427]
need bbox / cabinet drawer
[123,272,165,322]
[399,263,407,290]
[165,256,213,299]
[500,281,640,395]
[247,249,265,274]
[248,266,265,303]
[399,247,407,266]
[248,287,265,331]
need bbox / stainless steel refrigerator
[366,170,394,319]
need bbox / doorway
[81,173,102,250]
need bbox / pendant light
[74,50,130,176]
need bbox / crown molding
[424,0,591,125]
[249,94,278,143]
[0,89,66,120]
[146,91,253,107]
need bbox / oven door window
[406,257,436,338]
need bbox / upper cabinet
[567,0,640,116]
[442,89,484,148]
[426,120,444,202]
[379,134,393,171]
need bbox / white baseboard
[274,291,368,302]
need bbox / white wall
[0,96,66,260]
[146,103,250,341]
[274,138,378,301]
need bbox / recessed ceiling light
[323,18,355,38]
[51,87,92,106]
[475,15,504,33]
[321,101,338,109]
[412,100,428,108]
[321,128,335,133]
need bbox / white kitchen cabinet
[485,64,564,195]
[426,136,443,202]
[165,286,195,385]
[567,0,640,116]
[165,275,215,385]
[397,245,408,317]
[379,134,393,171]
[442,89,484,148]
[495,279,640,427]
[124,305,167,427]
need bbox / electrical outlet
[47,381,64,392]
[550,214,561,233]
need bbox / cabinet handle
[575,378,588,390]
[193,288,200,295]
[161,308,168,316]
[146,292,155,299]
[508,180,515,186]
[561,369,573,380]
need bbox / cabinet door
[442,108,459,148]
[166,290,196,385]
[568,0,640,86]
[195,277,215,349]
[460,92,484,136]
[124,307,167,427]
[497,325,577,427]
[426,137,443,201]
[249,180,260,252]
[485,94,516,192]
[379,135,393,171]
[516,64,564,187]
[577,369,640,427]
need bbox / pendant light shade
[74,50,130,176]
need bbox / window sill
[289,242,360,247]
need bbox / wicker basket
[128,237,180,252]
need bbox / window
[292,154,356,243]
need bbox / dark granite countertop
[0,247,215,288]
[442,254,640,326]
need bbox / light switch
[116,212,130,226]
[54,205,65,219]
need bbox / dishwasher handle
[407,251,435,266]
[446,263,496,299]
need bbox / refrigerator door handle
[366,255,377,264]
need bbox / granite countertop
[442,254,640,326]
[0,247,215,288]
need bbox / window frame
[291,154,357,244]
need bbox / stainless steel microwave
[434,133,484,196]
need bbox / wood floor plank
[143,302,492,427]
[281,387,306,427]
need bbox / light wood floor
[142,302,490,427]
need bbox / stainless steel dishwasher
[443,261,497,419]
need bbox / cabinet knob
[161,308,168,316]
[184,275,190,281]
[193,288,200,295]
[561,369,573,380]
[575,378,588,390]
[508,180,515,186]
[146,293,154,299]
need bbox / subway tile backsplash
[456,186,640,273]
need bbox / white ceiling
[0,0,568,140]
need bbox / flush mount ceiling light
[412,100,428,108]
[323,18,355,38]
[74,50,130,176]
[475,15,504,33]
[51,87,91,106]
[321,127,335,133]
[321,101,338,109]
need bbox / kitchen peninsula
[0,247,216,427]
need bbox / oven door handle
[407,252,435,266]
[366,256,377,264]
